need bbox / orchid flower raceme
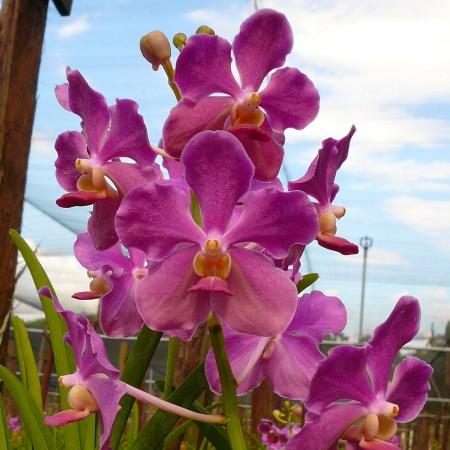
[39,288,227,450]
[162,8,320,181]
[288,126,359,255]
[72,232,145,337]
[115,130,318,340]
[286,296,433,450]
[205,291,347,400]
[54,68,160,249]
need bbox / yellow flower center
[193,239,231,279]
[67,385,99,413]
[231,92,265,127]
[75,159,119,200]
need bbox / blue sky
[16,0,450,340]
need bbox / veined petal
[163,97,234,158]
[386,356,433,422]
[287,291,347,343]
[181,131,254,235]
[260,67,320,132]
[306,345,375,413]
[234,9,293,92]
[223,188,318,259]
[66,69,110,154]
[55,131,90,191]
[286,403,368,450]
[366,297,421,396]
[135,246,211,340]
[174,34,241,102]
[100,99,155,167]
[116,183,205,260]
[55,81,70,111]
[212,247,297,336]
[264,334,324,400]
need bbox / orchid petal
[287,291,347,342]
[100,273,144,337]
[286,403,368,450]
[66,69,110,154]
[260,67,320,132]
[264,334,324,400]
[223,188,318,258]
[55,82,70,111]
[116,183,205,260]
[233,9,293,92]
[212,247,297,336]
[55,131,89,191]
[89,199,120,251]
[181,130,254,235]
[174,34,241,102]
[163,97,234,158]
[205,333,266,395]
[228,122,284,181]
[317,234,359,255]
[366,296,421,395]
[44,409,90,426]
[99,99,155,167]
[386,356,433,422]
[135,246,211,340]
[74,232,129,274]
[56,190,106,208]
[83,376,126,450]
[306,345,375,413]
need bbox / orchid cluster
[42,8,432,450]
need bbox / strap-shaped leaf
[110,326,162,448]
[10,230,82,450]
[13,316,43,411]
[0,366,56,450]
[131,362,209,449]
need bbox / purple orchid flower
[39,287,126,450]
[286,296,433,450]
[205,291,347,400]
[54,68,160,249]
[115,130,318,340]
[288,126,359,255]
[258,419,301,449]
[162,9,320,181]
[73,232,145,337]
[7,416,21,433]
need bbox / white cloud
[57,15,91,39]
[384,196,450,237]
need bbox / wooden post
[0,0,49,366]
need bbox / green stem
[207,312,246,450]
[164,337,178,399]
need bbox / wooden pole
[0,0,49,365]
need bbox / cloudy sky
[17,0,450,340]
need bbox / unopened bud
[173,33,187,51]
[195,25,215,35]
[140,30,171,71]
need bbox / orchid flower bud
[140,30,171,71]
[173,32,187,51]
[195,25,215,35]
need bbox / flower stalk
[207,311,246,450]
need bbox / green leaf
[13,316,43,411]
[296,273,319,293]
[110,326,162,449]
[131,362,208,450]
[10,230,82,450]
[0,393,11,450]
[0,366,56,450]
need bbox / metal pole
[358,236,373,341]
